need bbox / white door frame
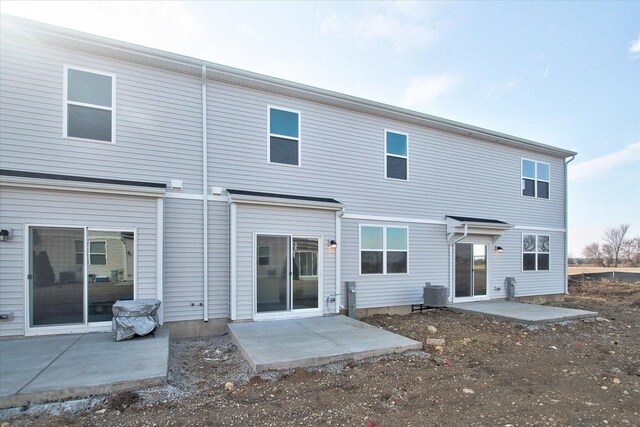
[252,232,323,321]
[23,224,137,336]
[452,241,490,303]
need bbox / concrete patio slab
[447,301,597,324]
[0,329,168,409]
[228,315,422,372]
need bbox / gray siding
[488,229,566,298]
[0,186,157,337]
[235,204,336,320]
[207,80,565,229]
[341,219,449,308]
[208,201,230,319]
[0,21,570,326]
[0,34,203,192]
[341,221,565,309]
[163,198,204,322]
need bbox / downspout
[564,155,576,295]
[202,65,209,322]
[448,224,468,302]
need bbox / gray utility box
[346,281,356,318]
[423,283,448,307]
[505,277,517,301]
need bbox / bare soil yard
[3,280,639,426]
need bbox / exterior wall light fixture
[329,240,337,248]
[496,246,504,253]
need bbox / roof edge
[1,14,577,158]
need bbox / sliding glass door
[28,226,135,329]
[256,234,320,316]
[454,243,488,300]
[29,227,85,326]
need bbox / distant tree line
[582,224,639,268]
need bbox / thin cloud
[569,143,640,182]
[630,36,640,54]
[401,74,461,110]
[319,3,441,52]
[483,79,516,100]
[544,58,551,78]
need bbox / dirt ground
[568,266,640,274]
[2,280,639,426]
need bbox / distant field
[568,266,640,274]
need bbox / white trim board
[344,213,566,232]
[0,178,164,198]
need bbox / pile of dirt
[4,280,639,426]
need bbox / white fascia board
[228,195,343,211]
[0,175,165,198]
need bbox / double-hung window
[360,225,408,274]
[89,240,107,266]
[522,159,549,198]
[268,106,300,166]
[522,234,550,271]
[385,130,408,180]
[64,66,115,143]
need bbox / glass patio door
[454,243,487,300]
[28,226,135,329]
[256,235,319,315]
[29,227,85,326]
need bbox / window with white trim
[522,159,549,199]
[385,130,408,180]
[89,240,107,265]
[268,107,300,166]
[360,225,408,274]
[522,234,549,271]
[64,66,114,143]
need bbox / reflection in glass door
[256,235,289,313]
[28,226,135,329]
[292,237,319,310]
[454,243,487,299]
[256,235,320,314]
[29,227,85,326]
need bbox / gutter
[202,65,208,322]
[564,154,576,294]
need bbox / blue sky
[3,1,639,256]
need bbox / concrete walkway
[0,329,168,409]
[447,301,597,324]
[228,315,423,372]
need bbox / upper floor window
[268,106,300,166]
[64,66,115,143]
[522,159,549,199]
[522,234,550,271]
[360,225,408,274]
[385,130,408,180]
